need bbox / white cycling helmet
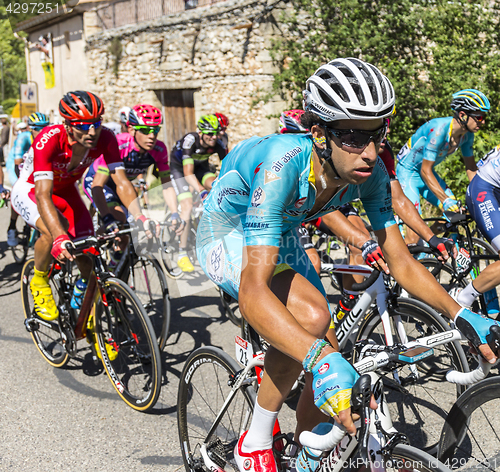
[303,58,395,122]
[118,106,132,124]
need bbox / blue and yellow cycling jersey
[397,117,474,173]
[199,133,395,248]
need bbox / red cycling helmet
[279,109,308,133]
[215,112,229,130]
[59,91,104,122]
[128,104,163,126]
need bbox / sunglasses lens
[73,120,102,131]
[473,115,485,123]
[331,126,386,149]
[136,126,160,135]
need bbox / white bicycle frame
[325,263,418,383]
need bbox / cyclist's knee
[301,302,331,338]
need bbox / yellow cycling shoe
[30,278,60,321]
[177,255,194,273]
[86,315,118,362]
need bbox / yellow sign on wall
[41,62,55,89]
[11,102,37,118]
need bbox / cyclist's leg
[397,166,426,245]
[171,163,195,271]
[297,225,321,275]
[200,164,216,191]
[197,229,331,455]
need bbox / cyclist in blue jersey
[197,58,500,472]
[453,143,500,313]
[7,113,50,246]
[397,89,490,245]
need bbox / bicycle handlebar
[350,268,379,292]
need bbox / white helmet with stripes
[303,58,395,122]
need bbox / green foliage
[272,0,500,155]
[1,97,17,114]
[0,5,26,103]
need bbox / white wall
[27,15,88,120]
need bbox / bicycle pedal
[24,317,39,332]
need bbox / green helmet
[197,115,220,134]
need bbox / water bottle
[295,422,333,472]
[70,278,87,309]
[484,288,500,315]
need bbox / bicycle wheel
[11,221,31,265]
[382,444,452,472]
[21,258,70,368]
[126,255,170,350]
[353,297,469,455]
[178,346,257,472]
[160,211,184,280]
[438,376,500,471]
[94,277,161,411]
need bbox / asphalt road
[0,206,317,472]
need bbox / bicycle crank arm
[24,317,57,332]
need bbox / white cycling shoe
[234,431,278,472]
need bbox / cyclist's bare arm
[463,154,477,181]
[182,162,204,193]
[91,171,118,219]
[321,211,389,274]
[391,179,453,259]
[109,167,143,219]
[420,159,449,203]
[161,176,178,214]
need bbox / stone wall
[84,0,296,146]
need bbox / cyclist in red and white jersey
[11,91,156,322]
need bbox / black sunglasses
[327,123,388,150]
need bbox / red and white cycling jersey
[23,125,123,191]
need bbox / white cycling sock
[458,282,481,307]
[241,400,279,452]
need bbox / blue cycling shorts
[466,175,500,252]
[396,165,454,214]
[196,212,329,308]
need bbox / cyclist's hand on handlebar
[428,235,456,261]
[137,215,160,238]
[101,213,120,233]
[439,197,459,213]
[361,239,389,275]
[51,234,76,263]
[169,212,185,236]
[454,307,500,363]
[310,351,373,436]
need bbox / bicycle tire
[126,255,170,350]
[21,258,70,368]
[94,277,162,412]
[380,444,452,472]
[178,346,257,472]
[11,221,31,265]
[353,297,469,455]
[438,376,500,470]
[160,211,184,280]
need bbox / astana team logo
[251,187,266,207]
